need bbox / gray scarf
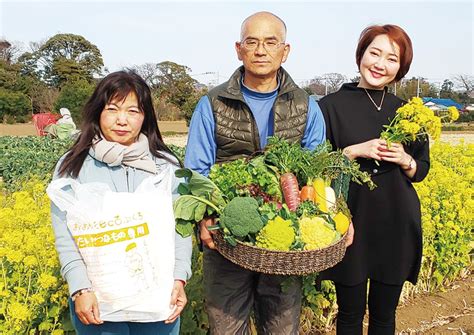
[92,133,157,174]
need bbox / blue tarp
[422,97,463,110]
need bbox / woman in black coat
[319,25,430,335]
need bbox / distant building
[422,97,463,111]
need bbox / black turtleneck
[318,82,430,286]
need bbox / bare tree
[307,76,326,95]
[453,74,474,93]
[0,40,12,62]
[323,73,346,94]
[0,40,23,63]
[132,63,159,88]
[304,73,347,96]
[29,40,46,53]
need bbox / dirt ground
[315,273,473,335]
[0,120,189,137]
[165,131,474,147]
[2,122,472,148]
[396,273,473,334]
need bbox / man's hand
[345,222,355,247]
[165,280,187,324]
[200,217,216,249]
[74,292,103,325]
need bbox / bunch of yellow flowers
[413,141,473,291]
[380,97,459,144]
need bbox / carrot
[300,185,315,203]
[280,172,300,211]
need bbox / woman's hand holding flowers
[343,139,387,161]
[379,142,417,177]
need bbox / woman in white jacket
[49,70,192,335]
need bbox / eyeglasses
[240,39,286,52]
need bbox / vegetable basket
[214,230,348,275]
[173,138,374,276]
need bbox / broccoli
[220,197,264,237]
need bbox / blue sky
[1,0,473,87]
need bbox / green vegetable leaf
[177,182,190,195]
[175,168,221,197]
[194,201,207,222]
[173,169,226,237]
[175,219,194,238]
[174,168,193,179]
[224,234,237,247]
[174,195,209,221]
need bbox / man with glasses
[185,11,326,334]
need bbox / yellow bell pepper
[333,212,350,234]
[313,178,327,212]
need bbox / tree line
[0,34,202,124]
[1,33,472,124]
[303,73,474,104]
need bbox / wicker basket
[214,231,347,275]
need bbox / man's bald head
[240,11,287,42]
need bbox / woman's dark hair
[355,24,413,82]
[59,70,180,177]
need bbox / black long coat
[319,83,430,285]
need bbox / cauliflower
[220,197,264,237]
[256,216,295,251]
[299,217,338,250]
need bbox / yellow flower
[23,255,38,267]
[411,97,424,105]
[380,97,451,143]
[414,141,473,292]
[7,301,31,322]
[38,273,58,290]
[397,104,416,118]
[30,293,46,305]
[447,106,459,121]
[0,178,72,333]
[6,248,24,264]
